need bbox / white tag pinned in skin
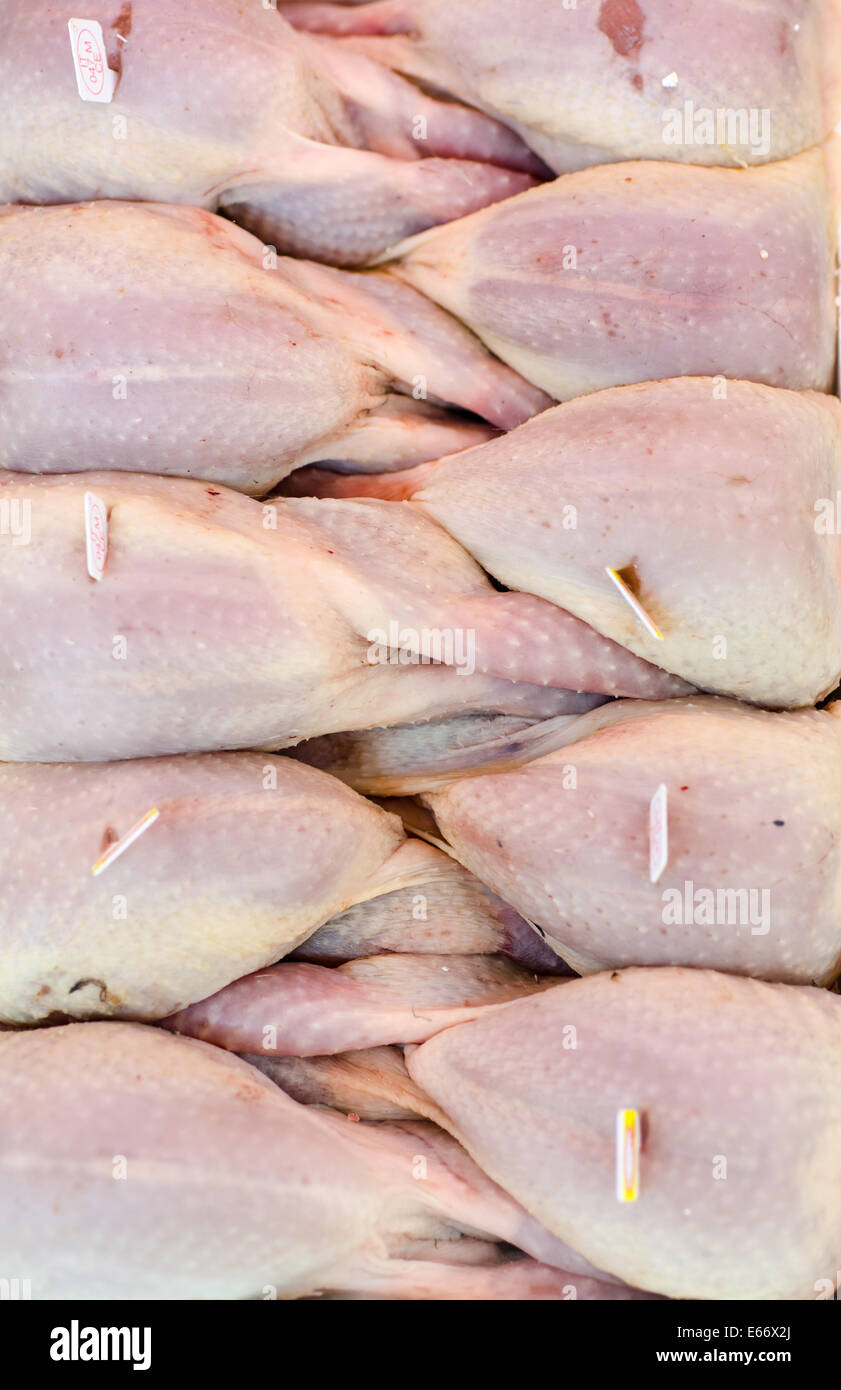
[84,491,108,580]
[649,782,669,884]
[605,567,664,641]
[92,808,159,877]
[68,19,117,103]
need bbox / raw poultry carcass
[0,201,550,491]
[282,0,841,170]
[290,839,562,972]
[407,967,841,1300]
[0,750,565,1026]
[288,377,841,709]
[377,146,839,399]
[0,469,689,763]
[0,1021,656,1299]
[303,697,841,986]
[0,0,538,266]
[163,952,551,1055]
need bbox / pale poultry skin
[0,201,549,490]
[299,377,841,709]
[423,697,841,986]
[382,146,839,400]
[0,751,407,1024]
[282,0,841,170]
[0,469,688,763]
[0,0,536,265]
[0,1021,652,1299]
[163,951,551,1055]
[408,967,841,1300]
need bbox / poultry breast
[0,201,548,490]
[408,967,841,1300]
[0,469,687,762]
[381,146,839,399]
[0,1021,650,1299]
[291,377,841,709]
[282,0,841,170]
[0,0,535,265]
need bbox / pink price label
[84,492,108,581]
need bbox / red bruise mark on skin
[113,4,132,42]
[598,0,646,59]
[235,1081,266,1103]
[632,73,643,92]
[109,4,132,83]
[100,825,118,853]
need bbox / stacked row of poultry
[2,0,841,1302]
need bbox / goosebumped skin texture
[425,697,841,985]
[163,952,550,1055]
[0,202,549,490]
[0,470,688,762]
[282,0,841,169]
[411,378,841,708]
[0,1022,652,1299]
[408,968,841,1300]
[0,0,536,266]
[244,1044,437,1122]
[385,147,839,400]
[0,752,412,1024]
[290,838,567,973]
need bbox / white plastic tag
[649,783,669,884]
[84,491,108,580]
[68,19,117,103]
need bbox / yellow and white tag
[649,783,669,884]
[92,808,159,877]
[68,19,117,103]
[84,491,108,581]
[605,567,663,641]
[616,1107,641,1203]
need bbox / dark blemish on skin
[611,970,621,980]
[36,985,51,997]
[598,0,646,59]
[773,820,785,827]
[206,488,220,496]
[114,3,132,40]
[639,1111,650,1149]
[68,978,110,1002]
[100,826,118,854]
[496,839,503,848]
[109,4,133,83]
